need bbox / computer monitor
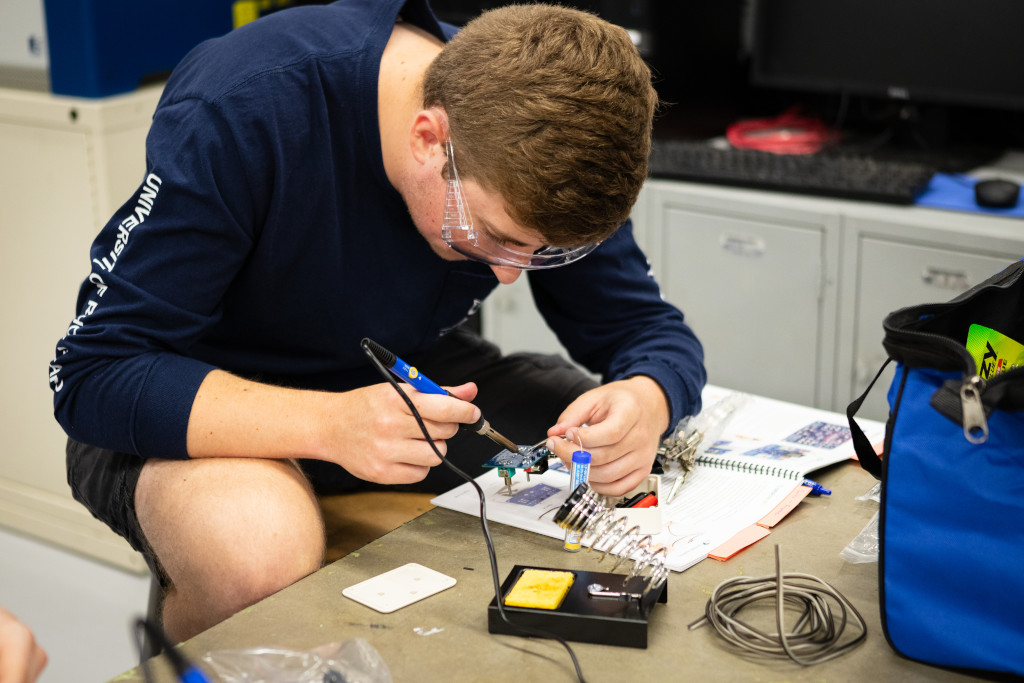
[749,0,1024,114]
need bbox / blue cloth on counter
[915,173,1024,218]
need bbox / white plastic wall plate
[342,563,457,614]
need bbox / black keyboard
[649,140,937,205]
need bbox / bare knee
[210,506,325,611]
[137,457,325,638]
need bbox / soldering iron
[361,338,519,453]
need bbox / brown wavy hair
[422,4,658,246]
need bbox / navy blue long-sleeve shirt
[49,0,705,459]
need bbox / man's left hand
[545,376,668,497]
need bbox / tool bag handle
[846,359,894,479]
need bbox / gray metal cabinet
[643,181,840,409]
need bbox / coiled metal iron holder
[490,482,668,648]
[554,482,669,600]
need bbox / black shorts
[66,327,598,574]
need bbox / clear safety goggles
[441,140,600,269]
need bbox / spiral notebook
[687,387,873,481]
[430,386,885,572]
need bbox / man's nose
[490,265,523,284]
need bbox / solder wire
[363,342,587,683]
[688,545,867,665]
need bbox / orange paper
[757,484,812,528]
[707,525,771,561]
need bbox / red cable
[726,108,839,155]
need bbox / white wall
[0,528,151,683]
[0,0,48,89]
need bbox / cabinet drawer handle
[719,234,766,258]
[921,266,970,291]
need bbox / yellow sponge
[504,569,575,610]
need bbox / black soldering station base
[487,565,667,649]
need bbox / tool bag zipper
[880,260,1024,444]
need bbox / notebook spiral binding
[554,482,668,598]
[697,455,803,480]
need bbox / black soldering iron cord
[362,340,587,683]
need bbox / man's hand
[545,376,669,497]
[0,606,47,683]
[318,381,481,484]
[187,370,482,485]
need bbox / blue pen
[802,478,831,496]
[361,338,519,453]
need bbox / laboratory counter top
[115,462,998,682]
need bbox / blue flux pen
[802,478,831,496]
[563,449,592,552]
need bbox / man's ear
[409,107,447,165]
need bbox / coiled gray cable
[688,546,867,665]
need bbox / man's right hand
[186,370,481,484]
[318,381,481,483]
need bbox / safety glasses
[441,140,600,269]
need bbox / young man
[51,1,705,641]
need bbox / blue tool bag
[848,258,1024,677]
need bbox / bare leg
[136,457,325,642]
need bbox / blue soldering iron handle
[362,338,494,438]
[362,338,446,395]
[389,358,493,437]
[388,356,447,395]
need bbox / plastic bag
[839,511,880,564]
[839,482,881,564]
[200,639,392,683]
[855,481,881,504]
